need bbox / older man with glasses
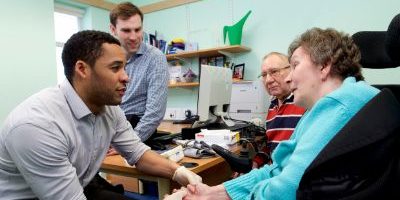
[253,52,305,167]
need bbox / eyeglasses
[258,65,290,79]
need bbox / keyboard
[202,122,252,131]
[152,132,182,143]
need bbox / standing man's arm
[134,53,169,141]
[5,124,85,200]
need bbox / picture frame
[149,34,157,47]
[208,57,216,66]
[143,32,149,44]
[199,56,226,68]
[199,57,208,66]
[233,63,245,79]
[215,56,225,67]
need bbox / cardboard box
[195,129,239,145]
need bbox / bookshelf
[167,45,251,88]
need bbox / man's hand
[231,172,242,178]
[106,147,119,156]
[184,183,230,200]
[172,166,202,186]
[184,183,210,200]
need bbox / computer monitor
[193,65,235,128]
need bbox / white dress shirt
[0,80,150,200]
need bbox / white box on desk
[195,129,240,146]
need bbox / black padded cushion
[297,89,400,200]
[386,14,400,60]
[373,84,400,102]
[352,14,400,68]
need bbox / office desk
[101,151,234,198]
[101,121,236,198]
[157,120,191,134]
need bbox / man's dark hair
[62,30,120,82]
[110,2,143,26]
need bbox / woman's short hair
[288,28,364,81]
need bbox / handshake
[163,182,229,200]
[167,166,202,200]
[166,166,225,200]
[172,166,202,186]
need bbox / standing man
[0,30,201,200]
[110,2,169,142]
[254,52,305,167]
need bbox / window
[54,4,83,83]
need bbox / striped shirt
[120,42,169,141]
[266,94,305,152]
[254,94,305,166]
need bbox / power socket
[164,108,178,120]
[164,108,197,120]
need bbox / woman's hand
[184,183,230,200]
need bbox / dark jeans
[84,174,136,200]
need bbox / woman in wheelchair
[167,27,380,200]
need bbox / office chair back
[352,13,400,101]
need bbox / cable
[229,117,266,133]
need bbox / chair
[297,13,400,199]
[352,13,400,100]
[297,89,400,199]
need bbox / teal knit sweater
[224,77,379,200]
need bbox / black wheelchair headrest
[352,13,400,68]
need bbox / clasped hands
[164,183,212,200]
[166,166,213,200]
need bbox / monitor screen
[193,65,234,128]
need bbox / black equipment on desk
[173,112,199,124]
[146,132,182,151]
[180,121,253,140]
[212,138,270,174]
[212,144,252,173]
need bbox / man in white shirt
[0,30,201,200]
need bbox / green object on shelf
[223,10,252,45]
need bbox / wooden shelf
[168,80,251,88]
[166,45,251,61]
[168,82,199,88]
[233,79,252,83]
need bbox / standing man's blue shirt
[120,42,169,141]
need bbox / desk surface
[101,150,234,197]
[104,120,240,174]
[102,148,235,175]
[157,121,191,134]
[102,121,239,197]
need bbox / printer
[229,80,269,126]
